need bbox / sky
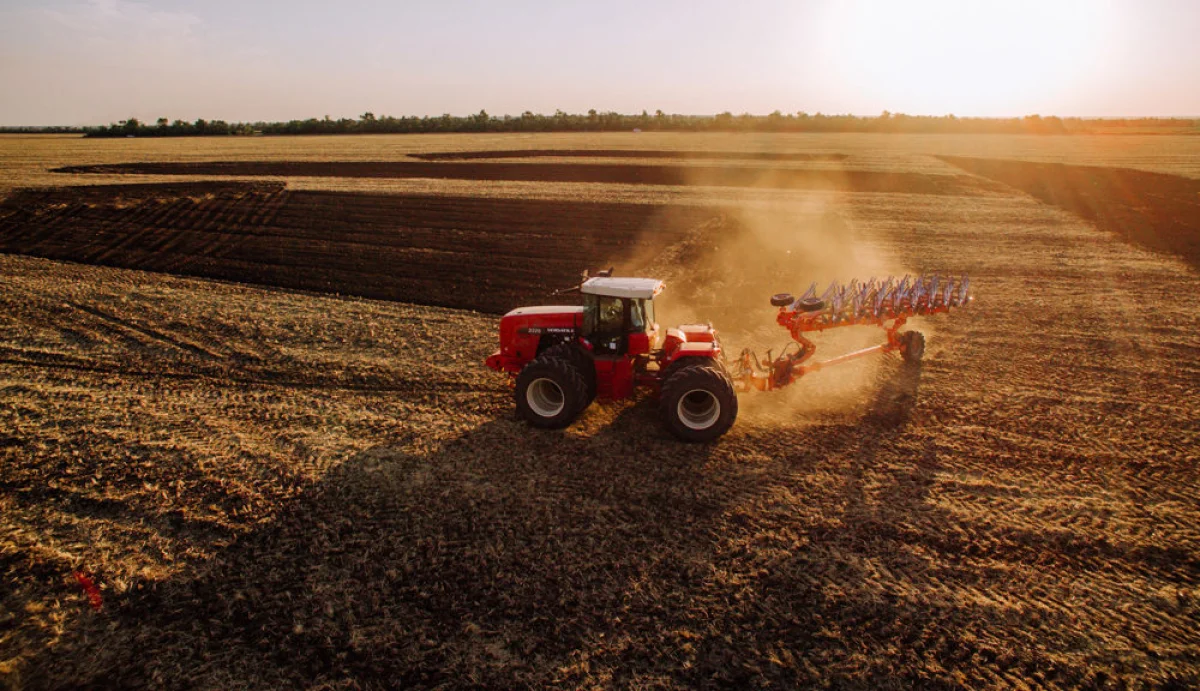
[0,0,1197,126]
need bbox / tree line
[2,111,1194,137]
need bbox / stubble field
[1,132,1198,689]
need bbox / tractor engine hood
[504,305,585,333]
[487,306,584,374]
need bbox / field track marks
[409,149,851,162]
[54,161,1003,196]
[2,483,236,541]
[938,156,1200,269]
[62,301,225,361]
[0,276,268,368]
[0,342,484,394]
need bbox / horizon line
[3,111,1199,129]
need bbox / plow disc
[733,274,972,392]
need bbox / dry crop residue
[1,135,1199,689]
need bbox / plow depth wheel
[515,355,588,428]
[899,330,926,364]
[659,362,738,442]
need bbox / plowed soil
[0,181,723,314]
[54,161,999,195]
[2,134,1199,690]
[408,149,850,161]
[939,156,1200,269]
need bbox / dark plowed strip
[938,156,1200,269]
[409,149,850,162]
[0,182,720,313]
[54,161,996,196]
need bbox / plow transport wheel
[515,354,588,428]
[900,330,926,364]
[659,362,739,442]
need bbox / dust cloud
[629,183,914,421]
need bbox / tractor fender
[675,324,716,343]
[661,341,721,369]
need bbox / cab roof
[580,277,664,299]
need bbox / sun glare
[815,0,1119,115]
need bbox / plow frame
[732,315,913,393]
[731,282,966,394]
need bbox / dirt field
[0,181,726,314]
[1,133,1198,689]
[407,149,853,161]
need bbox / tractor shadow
[20,365,937,689]
[23,362,1167,689]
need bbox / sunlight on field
[1,132,1198,689]
[4,132,1200,202]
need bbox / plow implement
[731,274,972,393]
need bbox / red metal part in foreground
[74,571,103,611]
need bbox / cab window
[630,299,645,330]
[584,295,625,334]
[599,297,623,331]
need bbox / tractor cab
[579,277,662,357]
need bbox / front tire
[515,355,588,429]
[659,362,738,442]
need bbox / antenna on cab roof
[557,267,615,295]
[555,267,615,295]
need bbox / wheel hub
[677,389,720,430]
[526,378,565,417]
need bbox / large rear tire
[515,355,588,429]
[541,342,596,410]
[659,362,738,442]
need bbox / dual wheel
[514,350,737,443]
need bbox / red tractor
[485,271,736,442]
[486,271,971,442]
